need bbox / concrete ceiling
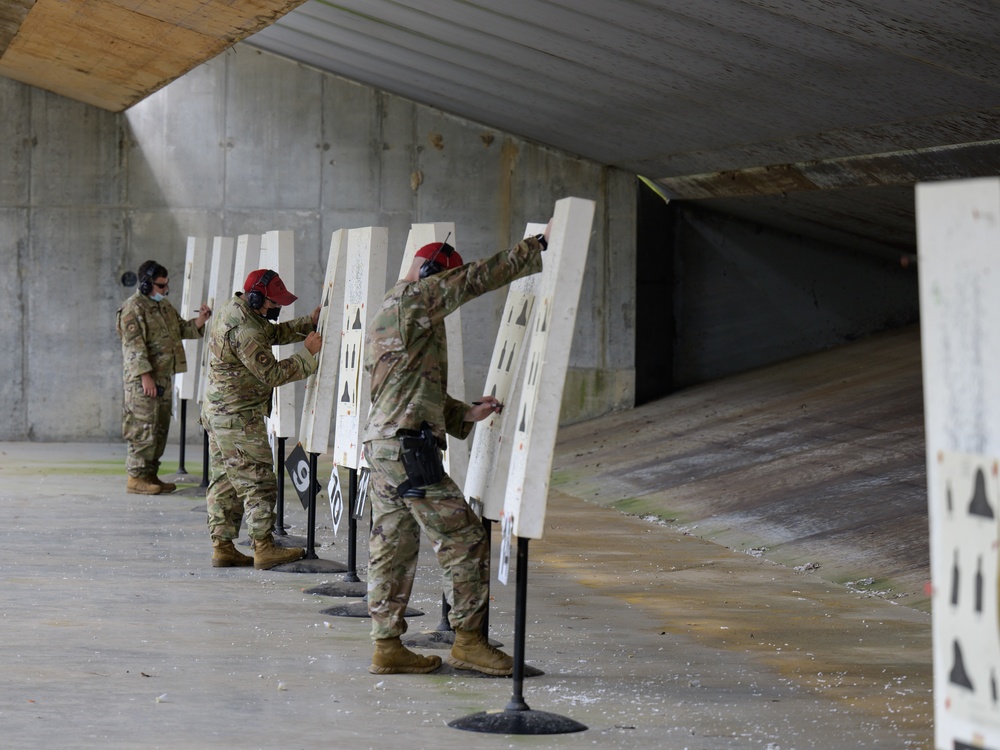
[0,0,308,111]
[4,1,1000,257]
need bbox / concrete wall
[668,204,919,388]
[0,46,636,442]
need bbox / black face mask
[265,307,281,321]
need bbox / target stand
[449,537,584,735]
[315,490,418,618]
[403,519,537,671]
[270,449,349,574]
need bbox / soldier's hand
[304,331,322,355]
[141,372,158,398]
[311,305,321,327]
[195,304,212,328]
[465,396,502,422]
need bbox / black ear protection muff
[246,270,277,310]
[138,265,155,296]
[418,233,455,279]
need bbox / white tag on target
[498,513,514,585]
[328,468,343,535]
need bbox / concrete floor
[0,329,934,749]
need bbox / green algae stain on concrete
[611,495,686,525]
[0,460,122,476]
[0,457,202,479]
[560,368,633,425]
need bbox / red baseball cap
[243,269,298,305]
[415,242,463,271]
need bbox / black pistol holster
[396,422,445,498]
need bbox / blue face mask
[149,293,165,302]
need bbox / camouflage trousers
[204,410,277,542]
[364,438,489,641]
[122,376,172,478]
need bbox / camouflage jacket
[202,293,318,419]
[116,291,203,384]
[363,236,545,445]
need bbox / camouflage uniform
[116,290,203,479]
[202,293,317,542]
[363,236,544,640]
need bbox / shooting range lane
[553,324,928,606]
[0,324,930,747]
[544,322,930,743]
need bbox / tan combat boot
[152,476,177,493]
[447,630,514,676]
[212,539,254,568]
[252,535,304,570]
[369,637,442,675]
[126,475,161,495]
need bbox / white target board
[173,236,208,407]
[398,222,468,487]
[300,229,348,455]
[333,227,388,469]
[197,236,234,404]
[464,223,545,520]
[502,197,595,540]
[233,234,261,295]
[934,451,1000,745]
[917,178,1000,750]
[260,230,297,439]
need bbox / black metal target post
[305,452,319,559]
[482,517,492,637]
[274,437,287,536]
[312,466,368,614]
[317,467,421,617]
[271,448,349,575]
[176,399,188,475]
[429,517,491,635]
[434,593,452,633]
[449,536,586,735]
[406,515,506,651]
[344,468,361,583]
[307,466,362,593]
[200,429,209,488]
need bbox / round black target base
[304,581,367,598]
[320,602,423,618]
[448,708,586,735]
[272,557,348,574]
[403,629,455,649]
[238,535,309,549]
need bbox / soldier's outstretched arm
[271,312,317,346]
[231,331,318,388]
[422,236,545,325]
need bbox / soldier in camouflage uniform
[116,260,211,496]
[363,226,548,675]
[202,269,322,570]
